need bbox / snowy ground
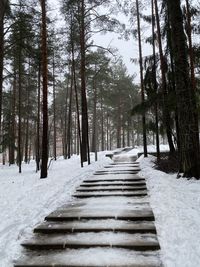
[138,155,200,267]
[0,152,111,267]
[1,146,200,267]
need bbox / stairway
[14,153,163,267]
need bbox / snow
[1,145,200,267]
[127,144,169,156]
[0,152,111,267]
[16,248,160,266]
[139,155,200,267]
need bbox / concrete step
[83,176,145,183]
[94,172,138,175]
[104,166,141,171]
[34,220,157,234]
[73,191,147,198]
[80,181,146,187]
[76,186,147,192]
[21,232,160,251]
[14,248,162,267]
[110,162,140,165]
[45,208,154,221]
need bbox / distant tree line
[1,0,200,179]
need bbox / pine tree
[167,0,200,178]
[40,0,48,178]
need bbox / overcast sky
[48,0,153,83]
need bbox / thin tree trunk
[154,0,175,155]
[80,0,90,164]
[100,91,104,151]
[117,101,121,148]
[53,51,57,160]
[136,0,148,157]
[36,63,41,171]
[0,0,7,139]
[40,0,48,179]
[24,60,31,164]
[67,67,73,159]
[185,0,196,92]
[17,24,22,173]
[91,79,97,153]
[10,66,17,165]
[71,15,83,167]
[127,119,130,147]
[151,0,160,160]
[63,74,69,159]
[107,112,109,150]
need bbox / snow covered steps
[75,173,147,196]
[14,153,162,267]
[34,220,157,234]
[76,185,147,192]
[21,232,160,251]
[14,249,162,267]
[79,181,146,187]
[73,191,148,198]
[83,174,145,182]
[45,208,155,221]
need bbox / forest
[0,0,200,179]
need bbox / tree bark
[40,0,48,179]
[0,0,7,139]
[10,66,17,165]
[136,0,148,157]
[52,51,57,160]
[80,0,90,164]
[154,0,175,155]
[67,67,73,159]
[100,90,104,151]
[36,63,41,171]
[151,0,160,160]
[168,0,200,178]
[185,0,196,92]
[71,15,83,167]
[17,22,22,173]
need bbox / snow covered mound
[0,153,111,267]
[139,155,200,267]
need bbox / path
[14,151,163,267]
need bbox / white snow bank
[127,145,169,156]
[139,155,200,267]
[0,152,111,267]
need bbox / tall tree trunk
[40,0,48,179]
[107,112,109,150]
[166,2,181,152]
[0,0,7,140]
[136,0,148,157]
[100,91,104,151]
[10,66,17,165]
[67,68,73,159]
[127,118,130,147]
[91,79,97,153]
[24,61,31,164]
[80,0,90,164]
[117,100,121,148]
[71,15,83,167]
[185,0,196,92]
[168,0,200,178]
[36,63,41,171]
[154,0,175,155]
[151,0,160,160]
[53,51,57,160]
[17,25,22,173]
[63,74,69,159]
